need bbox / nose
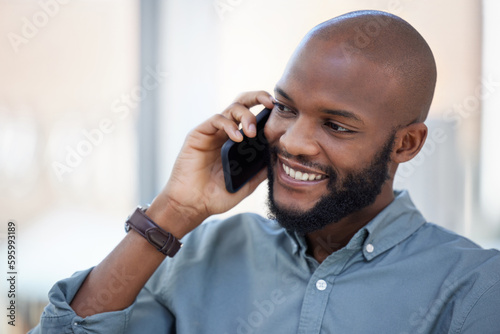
[279,117,320,157]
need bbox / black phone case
[221,108,272,193]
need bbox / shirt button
[316,279,327,291]
[366,243,374,253]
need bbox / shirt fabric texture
[30,190,500,333]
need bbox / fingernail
[249,123,256,135]
[234,130,243,140]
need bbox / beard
[266,132,396,235]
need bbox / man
[31,10,500,333]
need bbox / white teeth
[282,163,324,181]
[283,163,289,175]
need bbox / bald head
[291,10,437,124]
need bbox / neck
[306,185,395,263]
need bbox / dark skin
[265,37,427,262]
[70,11,434,317]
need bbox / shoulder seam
[455,276,500,333]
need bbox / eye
[325,122,353,133]
[273,101,295,115]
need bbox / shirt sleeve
[459,279,500,333]
[28,267,175,334]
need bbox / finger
[196,114,243,142]
[234,90,274,109]
[222,103,258,138]
[223,91,274,137]
[255,92,275,110]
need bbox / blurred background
[0,0,499,332]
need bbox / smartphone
[221,107,271,193]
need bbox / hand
[148,91,275,238]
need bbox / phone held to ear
[221,108,271,193]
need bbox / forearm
[68,91,273,318]
[69,231,163,317]
[70,199,199,317]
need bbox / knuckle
[234,91,251,101]
[221,102,242,116]
[208,114,228,128]
[211,113,225,122]
[244,113,257,122]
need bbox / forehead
[277,39,400,125]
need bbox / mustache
[267,145,336,178]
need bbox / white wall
[156,0,496,243]
[480,0,500,233]
[0,0,140,314]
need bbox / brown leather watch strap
[125,207,182,257]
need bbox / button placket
[297,273,334,334]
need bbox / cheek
[319,133,381,172]
[264,113,285,144]
[322,139,378,172]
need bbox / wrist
[146,194,207,239]
[125,207,182,257]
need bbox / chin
[274,189,321,211]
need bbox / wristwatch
[125,206,182,257]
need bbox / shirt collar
[283,190,426,261]
[359,190,426,261]
[285,228,309,257]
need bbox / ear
[392,122,427,163]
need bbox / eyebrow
[275,86,294,102]
[274,85,364,125]
[323,109,364,125]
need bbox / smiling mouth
[281,162,328,181]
